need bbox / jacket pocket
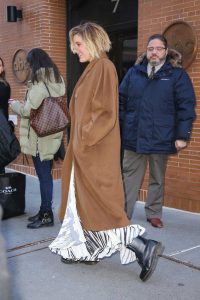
[123,114,138,142]
[153,120,175,146]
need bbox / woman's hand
[9,99,23,114]
[9,99,18,110]
[9,99,20,105]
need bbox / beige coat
[11,69,66,161]
[59,55,129,231]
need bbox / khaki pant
[122,150,168,220]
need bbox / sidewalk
[1,173,200,300]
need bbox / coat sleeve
[174,70,196,140]
[10,83,47,118]
[81,60,118,146]
[119,68,131,130]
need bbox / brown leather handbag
[30,83,70,137]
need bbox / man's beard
[149,56,166,66]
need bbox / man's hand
[175,140,187,151]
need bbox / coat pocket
[153,119,175,146]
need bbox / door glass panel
[122,38,137,79]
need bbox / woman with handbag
[49,22,163,282]
[0,57,11,174]
[10,48,66,229]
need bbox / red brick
[0,0,66,180]
[138,0,200,212]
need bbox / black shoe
[27,211,54,229]
[81,260,98,265]
[27,212,40,222]
[61,257,98,265]
[61,257,79,264]
[127,236,164,282]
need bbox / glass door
[109,31,137,82]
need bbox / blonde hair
[69,22,111,59]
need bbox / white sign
[9,114,18,125]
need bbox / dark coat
[119,49,196,154]
[0,81,10,120]
[59,55,129,231]
[0,111,20,168]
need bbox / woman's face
[0,59,4,75]
[72,34,92,63]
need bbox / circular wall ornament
[163,21,197,69]
[12,49,30,83]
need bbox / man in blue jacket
[119,34,196,228]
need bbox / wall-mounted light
[7,6,23,22]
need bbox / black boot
[127,236,164,282]
[27,212,40,222]
[27,211,54,229]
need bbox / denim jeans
[32,155,53,212]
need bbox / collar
[147,60,166,76]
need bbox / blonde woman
[49,22,163,282]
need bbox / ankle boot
[27,212,40,222]
[127,236,164,282]
[27,211,54,229]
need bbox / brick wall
[0,0,67,179]
[138,0,200,212]
[1,0,199,212]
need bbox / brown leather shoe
[147,218,163,228]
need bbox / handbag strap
[44,82,51,97]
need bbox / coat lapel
[72,54,108,96]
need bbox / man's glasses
[147,47,166,52]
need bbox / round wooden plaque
[163,21,197,69]
[12,49,30,83]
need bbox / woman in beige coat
[10,48,65,229]
[49,23,163,282]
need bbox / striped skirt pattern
[49,167,145,264]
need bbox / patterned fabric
[49,167,145,264]
[149,66,155,79]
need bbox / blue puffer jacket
[119,49,196,154]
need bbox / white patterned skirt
[49,167,145,264]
